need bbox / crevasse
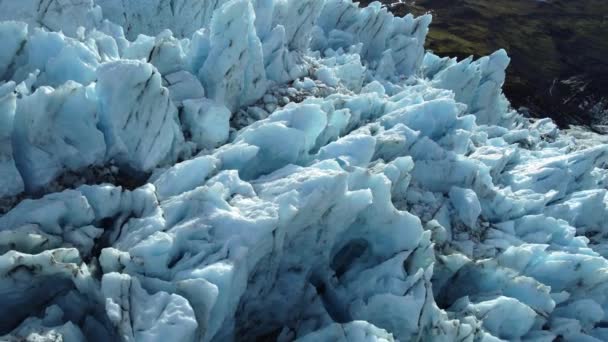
[0,0,607,341]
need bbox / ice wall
[1,1,608,342]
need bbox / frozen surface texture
[1,1,608,341]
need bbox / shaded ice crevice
[1,1,608,342]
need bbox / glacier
[1,0,608,341]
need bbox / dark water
[361,0,608,130]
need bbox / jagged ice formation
[1,0,608,341]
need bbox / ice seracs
[96,60,184,172]
[1,0,608,341]
[0,81,23,198]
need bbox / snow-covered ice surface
[1,0,608,341]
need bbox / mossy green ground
[361,0,608,127]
